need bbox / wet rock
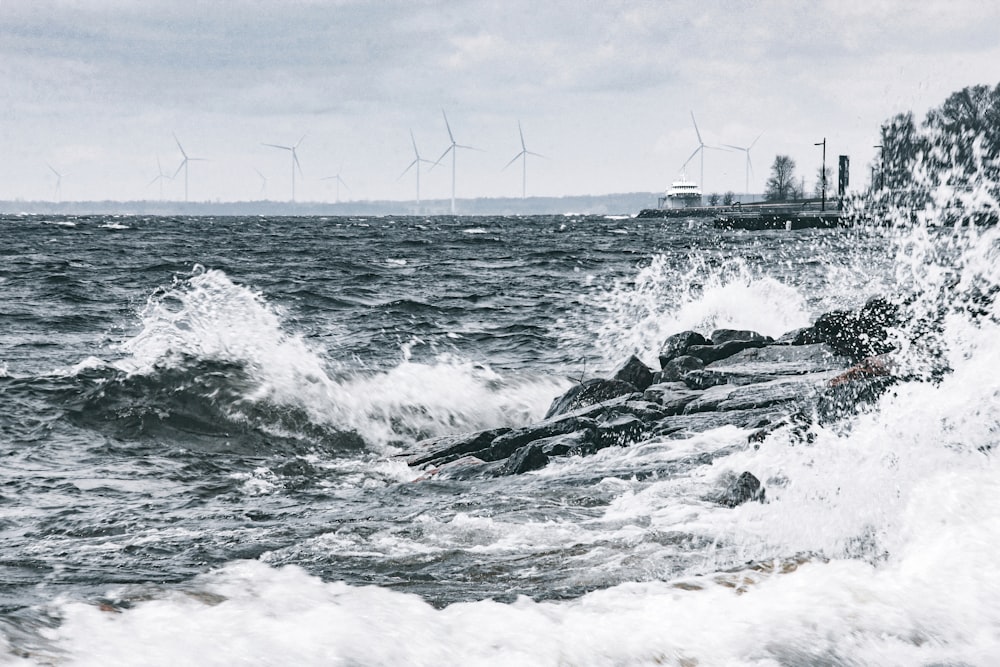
[718,471,765,507]
[685,339,768,365]
[642,383,703,415]
[658,331,710,368]
[794,297,901,361]
[660,355,705,382]
[710,329,771,345]
[404,427,512,467]
[535,429,597,457]
[478,416,599,462]
[815,375,897,424]
[544,378,638,419]
[596,414,646,448]
[684,373,835,414]
[652,408,780,439]
[612,355,655,391]
[699,343,850,381]
[775,327,811,345]
[497,444,549,475]
[681,369,732,390]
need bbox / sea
[1,206,998,666]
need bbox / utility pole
[815,137,826,211]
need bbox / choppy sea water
[1,211,998,665]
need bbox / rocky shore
[400,297,904,507]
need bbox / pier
[637,200,846,230]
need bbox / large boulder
[710,329,770,345]
[496,444,549,475]
[718,471,766,507]
[660,354,705,382]
[658,331,710,368]
[544,378,638,419]
[685,339,768,365]
[791,296,901,361]
[404,427,513,467]
[612,355,655,391]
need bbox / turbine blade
[263,143,292,151]
[410,129,420,158]
[432,145,453,167]
[456,144,483,152]
[518,120,526,151]
[502,152,523,171]
[526,151,546,159]
[293,152,303,176]
[748,131,764,150]
[690,112,703,145]
[681,146,700,169]
[295,134,307,148]
[173,160,186,178]
[47,163,59,177]
[147,174,161,187]
[339,176,350,190]
[721,143,745,151]
[442,110,455,144]
[398,159,418,180]
[173,133,188,159]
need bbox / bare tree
[764,155,797,201]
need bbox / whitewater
[1,205,998,665]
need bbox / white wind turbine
[502,121,545,199]
[147,157,172,200]
[46,163,65,201]
[398,129,434,210]
[680,112,728,191]
[433,111,481,214]
[262,135,305,202]
[321,170,349,203]
[172,134,206,202]
[254,168,268,200]
[723,131,764,198]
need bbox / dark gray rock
[478,416,599,461]
[798,297,901,361]
[658,331,710,368]
[497,443,549,475]
[718,471,765,507]
[683,373,835,414]
[815,376,897,424]
[652,408,781,439]
[775,327,811,345]
[612,355,655,391]
[535,429,598,457]
[544,378,638,419]
[660,354,705,382]
[404,427,513,467]
[642,383,703,415]
[685,339,768,364]
[596,414,646,448]
[681,369,732,390]
[710,329,771,345]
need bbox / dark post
[815,138,826,211]
[873,144,883,191]
[838,155,849,209]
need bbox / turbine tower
[172,134,206,202]
[680,112,727,191]
[148,157,171,200]
[262,135,305,202]
[321,171,349,203]
[433,111,480,215]
[399,129,433,211]
[46,163,64,202]
[502,120,544,199]
[723,132,764,198]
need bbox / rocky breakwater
[399,296,903,507]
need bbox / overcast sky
[2,0,999,204]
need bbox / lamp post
[815,138,826,211]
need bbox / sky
[1,0,999,204]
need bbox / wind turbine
[262,135,305,202]
[680,112,727,191]
[433,111,480,214]
[147,157,171,200]
[502,121,545,199]
[321,170,349,203]
[172,134,206,202]
[254,168,268,200]
[46,163,64,201]
[723,131,764,198]
[398,129,433,210]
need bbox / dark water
[3,213,996,665]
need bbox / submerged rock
[497,444,549,476]
[544,378,638,419]
[404,427,512,468]
[718,471,766,507]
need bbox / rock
[815,375,897,424]
[612,355,655,391]
[683,373,835,414]
[685,339,768,365]
[699,343,850,380]
[681,370,732,390]
[775,327,811,345]
[596,414,645,448]
[496,443,549,475]
[478,416,599,461]
[535,429,598,457]
[404,427,513,467]
[652,408,781,439]
[798,297,901,361]
[642,383,703,415]
[718,471,765,507]
[544,378,638,419]
[660,354,705,382]
[658,331,710,368]
[710,329,770,345]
